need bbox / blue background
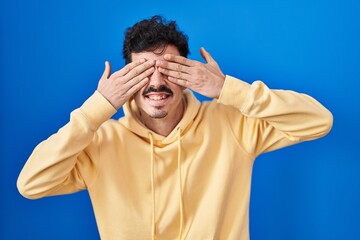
[1,0,359,239]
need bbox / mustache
[143,85,173,95]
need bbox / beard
[148,107,168,118]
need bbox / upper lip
[144,92,172,97]
[142,85,173,96]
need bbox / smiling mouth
[143,92,172,108]
[146,94,171,101]
[142,85,173,103]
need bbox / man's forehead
[131,45,180,61]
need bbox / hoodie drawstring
[177,127,184,239]
[148,132,156,240]
[148,128,184,240]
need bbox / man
[17,16,333,239]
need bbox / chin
[148,110,168,119]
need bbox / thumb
[102,61,111,79]
[200,47,215,63]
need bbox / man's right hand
[97,59,155,109]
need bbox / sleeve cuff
[217,75,251,110]
[79,91,117,130]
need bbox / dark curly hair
[123,15,189,64]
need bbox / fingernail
[164,54,170,60]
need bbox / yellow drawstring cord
[177,127,184,239]
[148,128,184,240]
[148,132,156,240]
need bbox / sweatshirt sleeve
[17,91,117,199]
[217,75,333,157]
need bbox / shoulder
[95,118,128,143]
[198,99,243,122]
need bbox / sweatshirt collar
[120,90,201,145]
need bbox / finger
[112,58,147,78]
[163,54,195,67]
[200,47,215,63]
[156,60,191,74]
[124,66,155,89]
[126,77,150,96]
[102,61,111,79]
[121,59,155,82]
[158,67,191,81]
[166,76,191,88]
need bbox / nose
[148,67,167,88]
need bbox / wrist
[213,76,225,99]
[79,91,117,130]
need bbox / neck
[140,102,184,137]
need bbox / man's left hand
[156,47,225,99]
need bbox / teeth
[148,95,167,100]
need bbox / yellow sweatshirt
[17,75,333,240]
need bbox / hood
[119,90,201,145]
